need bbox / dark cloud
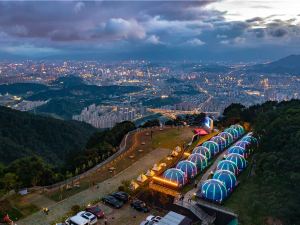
[0,1,299,60]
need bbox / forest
[0,106,135,192]
[222,100,300,225]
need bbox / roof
[193,128,209,135]
[156,211,192,225]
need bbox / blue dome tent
[188,153,208,171]
[163,168,186,187]
[176,160,198,179]
[226,153,247,171]
[230,124,245,136]
[211,136,227,151]
[216,160,238,175]
[228,146,247,158]
[202,141,219,156]
[234,141,250,149]
[213,170,237,192]
[200,179,228,203]
[192,146,211,160]
[218,132,234,147]
[224,128,240,140]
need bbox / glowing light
[152,176,178,187]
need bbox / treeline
[0,106,135,192]
[222,100,300,225]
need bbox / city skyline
[0,0,300,61]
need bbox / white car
[77,211,98,225]
[65,215,89,225]
[146,215,162,223]
[140,221,159,225]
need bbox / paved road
[18,148,171,225]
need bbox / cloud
[104,18,146,40]
[74,2,85,14]
[186,38,205,46]
[146,35,161,45]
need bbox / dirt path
[18,148,171,225]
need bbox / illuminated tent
[230,124,245,136]
[202,141,219,156]
[175,146,182,152]
[130,181,139,190]
[163,168,186,187]
[146,170,155,177]
[228,146,247,158]
[218,132,234,146]
[211,136,227,151]
[234,141,250,149]
[192,146,211,160]
[213,170,237,192]
[176,160,198,179]
[226,153,247,171]
[137,174,148,183]
[224,128,240,140]
[217,160,238,175]
[152,164,162,171]
[188,153,208,171]
[200,179,227,203]
[241,135,258,146]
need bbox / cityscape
[0,1,300,225]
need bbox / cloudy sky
[0,0,300,61]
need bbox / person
[194,180,197,188]
[104,217,108,225]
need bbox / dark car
[111,191,129,203]
[86,205,105,218]
[130,199,150,212]
[101,195,123,209]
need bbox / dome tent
[218,132,234,146]
[224,127,240,140]
[226,153,247,171]
[230,124,245,136]
[200,179,227,203]
[234,141,250,149]
[188,153,208,171]
[228,146,247,158]
[163,168,186,186]
[241,135,258,146]
[176,160,198,179]
[202,141,219,156]
[192,146,211,159]
[211,136,227,151]
[213,170,237,192]
[216,160,238,175]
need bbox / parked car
[111,191,129,203]
[85,205,105,219]
[146,215,162,222]
[130,199,150,212]
[77,211,97,225]
[102,195,123,208]
[140,221,158,225]
[65,215,89,225]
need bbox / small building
[156,211,192,225]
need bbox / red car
[85,205,105,219]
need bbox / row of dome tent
[198,132,258,203]
[161,124,246,188]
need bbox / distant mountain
[50,75,85,88]
[0,83,48,95]
[0,106,97,166]
[247,54,300,74]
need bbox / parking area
[97,204,152,225]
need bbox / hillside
[222,100,300,225]
[0,106,97,166]
[247,54,300,74]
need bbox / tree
[3,173,19,191]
